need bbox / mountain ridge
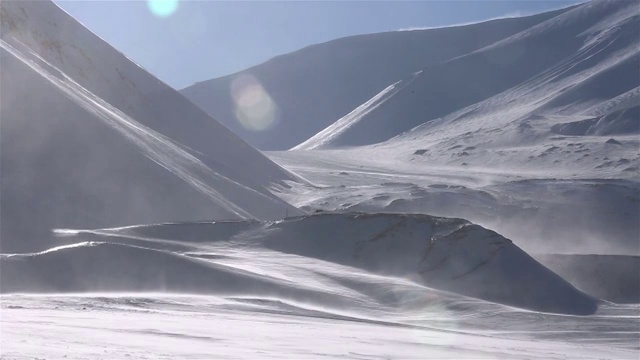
[181,6,575,150]
[0,1,302,252]
[295,0,639,149]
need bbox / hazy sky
[56,0,583,90]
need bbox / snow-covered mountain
[0,1,301,252]
[2,1,639,357]
[180,6,573,150]
[270,0,640,256]
[296,0,639,149]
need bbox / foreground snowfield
[1,214,638,358]
[2,295,638,359]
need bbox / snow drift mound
[6,213,599,315]
[296,0,639,149]
[253,213,598,315]
[0,1,302,252]
[181,7,571,150]
[0,242,360,310]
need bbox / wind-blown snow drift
[1,213,598,315]
[0,1,302,252]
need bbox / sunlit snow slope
[273,0,640,256]
[181,6,573,150]
[1,2,639,358]
[296,0,639,150]
[0,1,302,252]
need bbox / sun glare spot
[231,74,279,131]
[147,0,179,18]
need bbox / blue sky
[56,0,583,90]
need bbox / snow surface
[1,213,597,314]
[0,1,301,252]
[272,0,640,258]
[3,214,638,358]
[1,1,639,358]
[295,0,639,150]
[180,6,572,150]
[269,149,639,255]
[292,74,420,151]
[2,295,638,359]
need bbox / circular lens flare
[231,75,278,131]
[147,0,179,18]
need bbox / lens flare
[231,74,278,131]
[147,0,179,18]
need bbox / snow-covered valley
[1,0,639,358]
[268,148,639,256]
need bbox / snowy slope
[180,7,572,150]
[278,0,640,257]
[296,0,639,150]
[1,213,637,358]
[1,1,298,186]
[269,149,640,256]
[3,296,639,360]
[1,2,639,357]
[292,75,421,150]
[1,213,597,315]
[0,1,301,252]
